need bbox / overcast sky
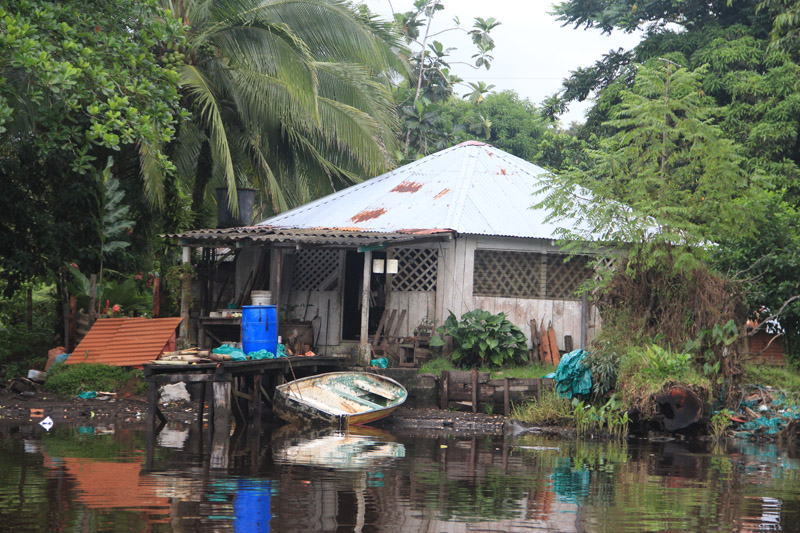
[361,0,642,124]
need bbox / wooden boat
[273,372,407,428]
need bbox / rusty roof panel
[68,317,183,368]
[255,141,589,239]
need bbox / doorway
[341,251,387,340]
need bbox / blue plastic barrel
[241,305,278,355]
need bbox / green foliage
[637,344,693,381]
[392,1,500,159]
[744,364,800,394]
[0,0,183,184]
[430,309,528,368]
[171,0,401,216]
[0,0,184,295]
[512,389,574,425]
[709,409,733,441]
[582,343,620,397]
[418,356,457,377]
[66,266,151,317]
[571,395,630,439]
[442,91,588,171]
[44,363,144,396]
[538,61,752,273]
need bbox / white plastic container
[28,369,46,382]
[250,290,273,306]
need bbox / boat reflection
[271,425,406,470]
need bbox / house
[170,141,601,364]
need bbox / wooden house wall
[275,250,345,348]
[436,235,600,352]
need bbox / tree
[538,61,754,380]
[538,61,750,270]
[391,1,499,158]
[443,91,587,171]
[166,0,403,217]
[0,0,184,295]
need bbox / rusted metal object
[655,385,704,431]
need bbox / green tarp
[544,349,593,399]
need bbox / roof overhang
[164,225,455,250]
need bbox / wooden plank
[380,310,397,347]
[540,319,550,365]
[373,307,390,346]
[392,309,407,337]
[504,377,510,416]
[548,324,560,365]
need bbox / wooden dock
[142,356,343,468]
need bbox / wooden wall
[384,291,436,337]
[436,235,600,352]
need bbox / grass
[511,389,572,425]
[743,364,800,395]
[44,363,147,396]
[419,356,556,379]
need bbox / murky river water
[1,420,798,532]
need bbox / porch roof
[166,226,454,249]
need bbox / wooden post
[68,296,77,352]
[152,276,160,317]
[504,377,510,416]
[179,246,191,340]
[440,370,449,410]
[580,293,589,349]
[275,248,283,316]
[359,250,372,366]
[471,368,478,414]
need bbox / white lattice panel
[292,249,340,291]
[546,254,591,299]
[473,250,544,298]
[391,249,438,292]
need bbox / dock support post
[211,381,231,469]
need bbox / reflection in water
[0,421,798,532]
[272,425,406,470]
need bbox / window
[473,250,590,300]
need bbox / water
[1,420,798,532]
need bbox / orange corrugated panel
[68,317,183,368]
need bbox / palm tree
[165,0,403,218]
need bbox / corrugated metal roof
[258,141,581,239]
[67,317,183,368]
[166,226,452,248]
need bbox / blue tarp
[213,343,287,361]
[544,349,593,399]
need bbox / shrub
[45,363,145,396]
[430,309,528,368]
[582,342,620,397]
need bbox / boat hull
[273,372,407,428]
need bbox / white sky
[361,0,642,124]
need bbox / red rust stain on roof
[434,188,451,199]
[391,180,423,193]
[351,208,386,223]
[499,168,507,175]
[68,317,183,368]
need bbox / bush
[44,363,145,396]
[430,309,528,368]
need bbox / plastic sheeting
[544,349,593,399]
